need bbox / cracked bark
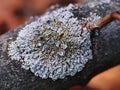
[0,1,120,90]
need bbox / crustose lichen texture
[8,4,101,80]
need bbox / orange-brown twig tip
[111,13,120,20]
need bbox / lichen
[8,4,101,80]
[88,0,111,8]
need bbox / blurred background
[0,0,85,35]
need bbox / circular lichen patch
[8,4,100,80]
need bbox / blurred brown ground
[70,65,120,90]
[0,0,85,35]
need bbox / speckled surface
[0,1,120,90]
[8,4,97,81]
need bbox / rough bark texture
[0,1,120,90]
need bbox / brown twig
[86,7,120,31]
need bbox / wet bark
[0,1,120,90]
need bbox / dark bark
[0,1,120,90]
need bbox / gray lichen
[88,0,111,8]
[8,4,101,80]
